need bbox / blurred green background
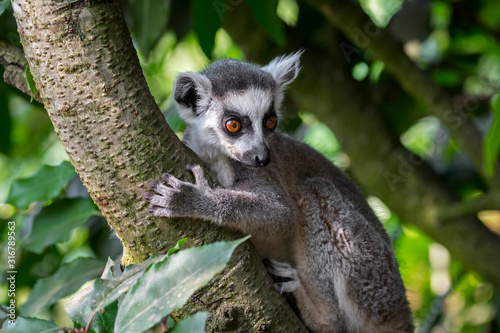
[1,0,500,332]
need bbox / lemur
[144,52,414,333]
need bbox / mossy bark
[9,0,306,331]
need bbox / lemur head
[173,51,302,167]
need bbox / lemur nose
[255,155,270,167]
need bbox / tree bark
[223,1,500,287]
[8,0,306,331]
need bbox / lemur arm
[144,165,296,237]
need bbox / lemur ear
[262,50,303,87]
[173,72,212,114]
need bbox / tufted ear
[173,72,212,115]
[262,50,303,88]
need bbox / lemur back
[145,52,414,332]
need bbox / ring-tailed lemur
[144,52,414,333]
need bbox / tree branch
[438,192,500,222]
[10,0,306,330]
[0,40,41,102]
[306,0,500,188]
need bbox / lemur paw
[265,259,300,294]
[144,165,209,217]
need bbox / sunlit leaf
[19,257,104,316]
[5,161,76,209]
[128,0,170,58]
[246,0,285,45]
[114,237,249,333]
[192,0,223,58]
[484,96,500,177]
[171,312,208,333]
[1,317,60,333]
[22,198,98,253]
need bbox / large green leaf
[19,257,104,316]
[246,0,285,45]
[128,0,170,58]
[66,282,118,333]
[171,312,208,333]
[65,258,117,333]
[1,317,60,333]
[5,161,76,209]
[192,0,223,58]
[484,96,500,177]
[88,255,165,314]
[23,198,99,253]
[114,237,249,333]
[0,0,10,17]
[88,238,187,313]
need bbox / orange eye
[266,116,277,130]
[226,119,241,133]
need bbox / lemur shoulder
[144,52,414,333]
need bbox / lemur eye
[226,119,241,133]
[266,116,277,130]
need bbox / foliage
[1,0,500,332]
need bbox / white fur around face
[222,88,275,119]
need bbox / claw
[161,173,171,182]
[150,180,160,190]
[148,204,157,213]
[143,192,153,201]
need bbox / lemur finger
[186,164,209,188]
[274,280,300,294]
[161,173,183,189]
[148,204,173,217]
[149,180,175,196]
[146,193,176,208]
[267,260,298,280]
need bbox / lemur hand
[144,164,210,217]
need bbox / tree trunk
[8,0,306,331]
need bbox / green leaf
[66,283,118,333]
[101,257,116,279]
[128,0,170,58]
[6,161,76,209]
[246,0,285,45]
[171,312,209,333]
[167,236,188,256]
[88,255,165,314]
[1,317,60,333]
[19,257,104,316]
[88,238,187,313]
[484,96,500,177]
[192,0,223,58]
[22,198,98,253]
[0,0,10,17]
[25,65,37,102]
[114,237,249,333]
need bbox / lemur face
[173,52,302,167]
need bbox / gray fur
[146,53,414,333]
